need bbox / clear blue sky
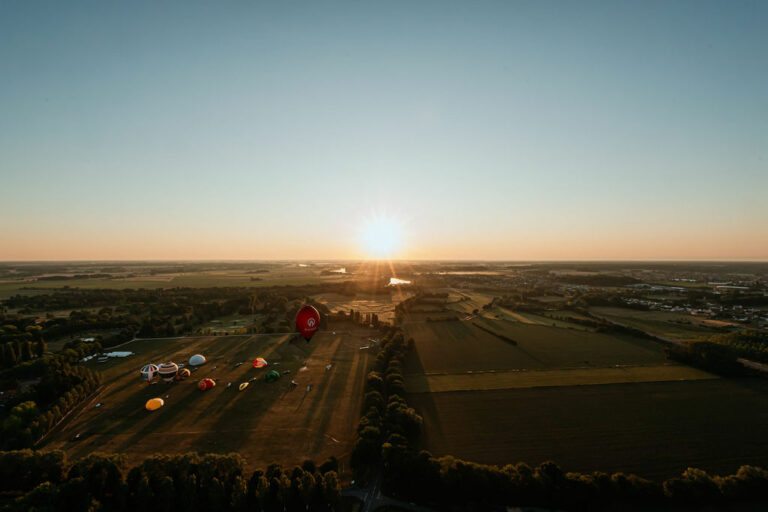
[1,0,766,260]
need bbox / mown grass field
[410,379,768,480]
[43,330,372,474]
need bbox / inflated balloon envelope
[295,305,320,342]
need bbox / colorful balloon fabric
[295,305,320,342]
[145,398,164,411]
[140,364,159,383]
[238,382,249,391]
[253,357,267,368]
[197,378,216,391]
[157,362,179,382]
[189,354,206,366]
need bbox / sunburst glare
[359,215,403,258]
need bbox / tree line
[0,451,343,512]
[345,318,768,509]
[350,328,422,478]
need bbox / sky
[1,0,766,261]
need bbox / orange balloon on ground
[253,357,267,368]
[145,398,164,411]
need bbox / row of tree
[382,451,768,510]
[0,451,343,512]
[350,328,422,479]
[0,340,46,369]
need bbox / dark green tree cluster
[664,342,759,377]
[1,342,103,450]
[351,328,422,479]
[1,284,357,346]
[343,310,380,327]
[706,329,768,364]
[0,451,343,512]
[1,314,46,369]
[381,452,768,510]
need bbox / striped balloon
[140,364,159,383]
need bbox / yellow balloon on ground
[145,398,164,411]
[238,382,249,391]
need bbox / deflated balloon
[197,378,216,391]
[145,398,164,411]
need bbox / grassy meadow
[43,329,372,474]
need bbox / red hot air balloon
[296,305,320,342]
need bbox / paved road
[342,475,437,512]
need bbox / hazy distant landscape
[3,260,768,488]
[3,0,768,509]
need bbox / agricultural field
[589,306,735,341]
[400,311,768,480]
[403,317,669,375]
[312,288,413,323]
[0,264,348,298]
[410,379,768,480]
[404,364,715,393]
[43,330,372,474]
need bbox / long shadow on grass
[308,340,366,454]
[189,336,320,459]
[401,333,446,448]
[298,338,349,429]
[113,381,203,452]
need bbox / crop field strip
[410,378,768,480]
[404,317,669,374]
[404,364,717,393]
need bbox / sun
[360,216,403,258]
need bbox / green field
[589,306,733,341]
[404,364,716,393]
[0,266,348,298]
[410,379,768,480]
[43,330,372,474]
[399,315,768,480]
[403,318,668,374]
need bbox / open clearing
[411,379,768,480]
[313,290,413,323]
[43,331,371,473]
[404,364,716,393]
